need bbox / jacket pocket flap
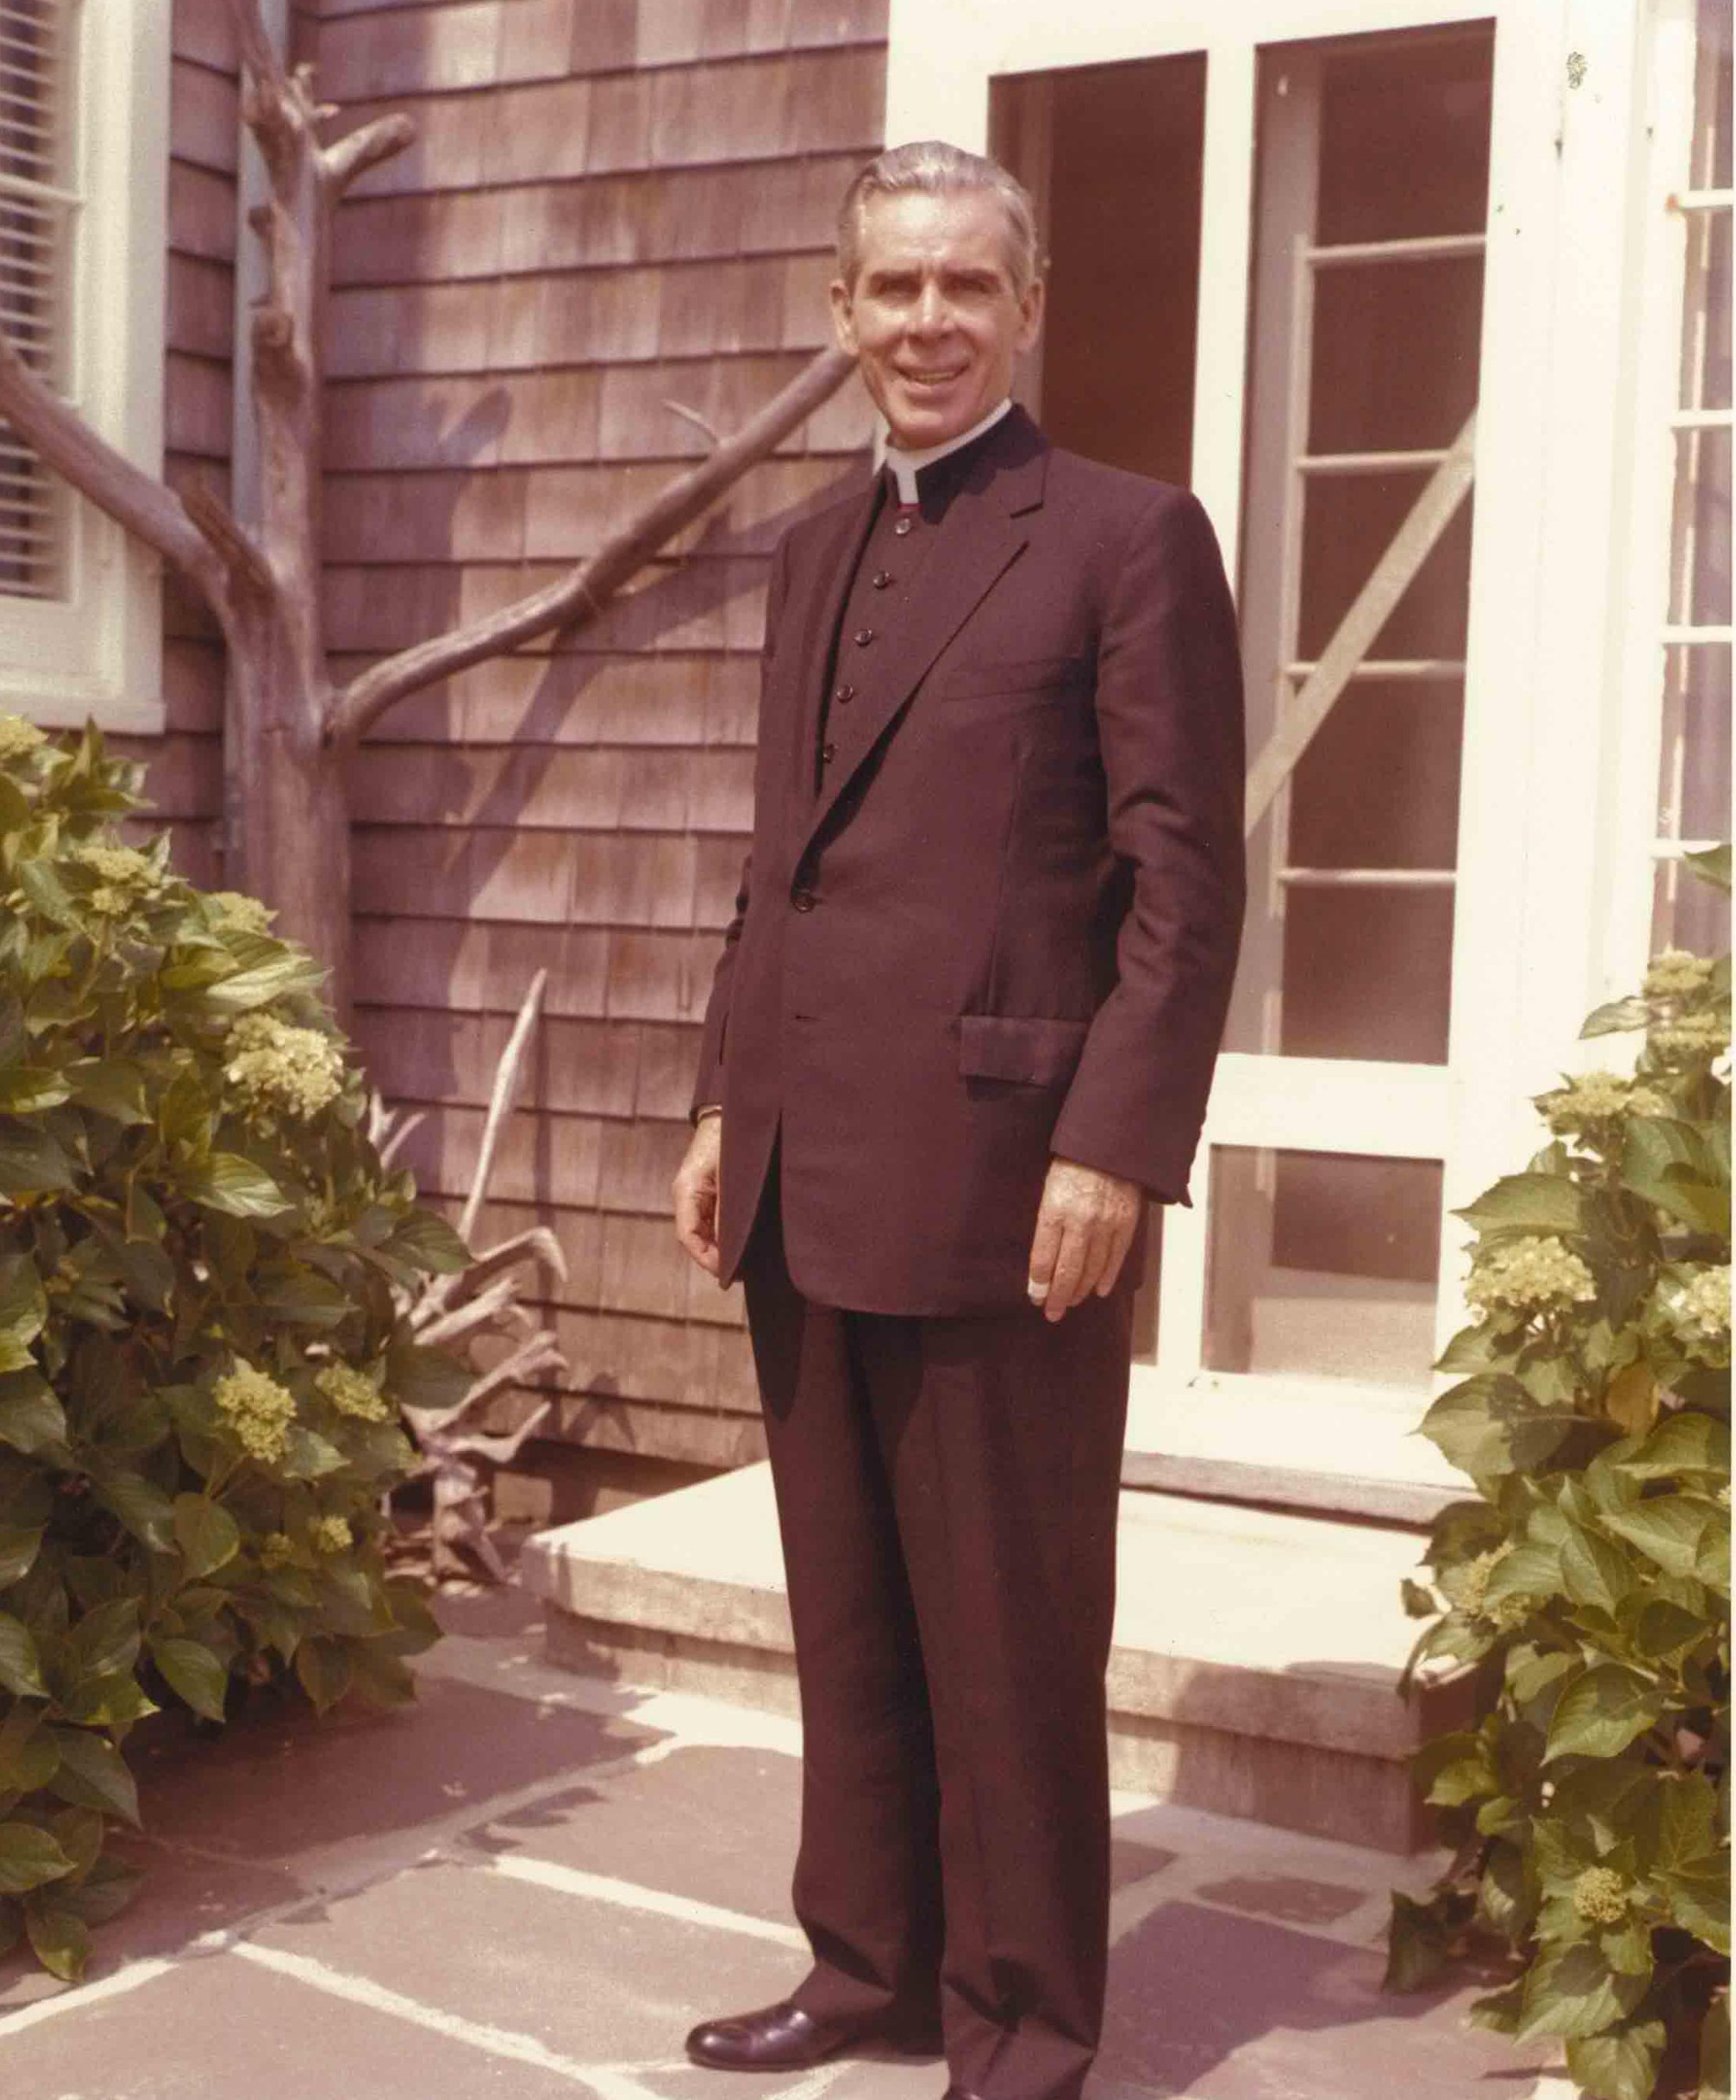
[958,1014,1091,1086]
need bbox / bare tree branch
[0,333,233,611]
[459,970,547,1247]
[326,344,856,748]
[324,113,416,193]
[226,0,290,94]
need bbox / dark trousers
[742,1197,1133,2100]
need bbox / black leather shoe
[685,1999,940,2072]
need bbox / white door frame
[884,0,1658,1499]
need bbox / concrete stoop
[522,1463,1477,1855]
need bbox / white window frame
[0,0,170,731]
[885,0,1662,1506]
[1605,0,1731,980]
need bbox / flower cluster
[1644,948,1717,1000]
[0,713,47,764]
[213,1361,296,1466]
[1440,1548,1500,1617]
[1466,1237,1597,1323]
[1572,1866,1631,1926]
[313,1514,352,1556]
[1541,1070,1668,1137]
[206,889,274,936]
[316,1361,391,1423]
[71,841,162,919]
[224,1011,346,1123]
[1657,1266,1731,1363]
[1651,1008,1731,1065]
[259,1532,296,1571]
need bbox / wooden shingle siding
[121,0,242,888]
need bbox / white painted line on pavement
[486,1850,808,1951]
[0,1954,176,2035]
[227,1940,623,2094]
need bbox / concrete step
[522,1464,1478,1855]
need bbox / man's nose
[907,282,952,335]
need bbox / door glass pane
[1653,0,1733,958]
[991,54,1207,487]
[1205,1148,1442,1387]
[1225,25,1495,1064]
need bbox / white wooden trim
[0,0,169,731]
[1204,1055,1452,1157]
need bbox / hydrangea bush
[0,721,467,1979]
[1388,852,1731,2100]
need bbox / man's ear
[1017,278,1046,356]
[829,278,860,357]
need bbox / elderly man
[671,141,1245,2100]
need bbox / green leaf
[182,1153,291,1219]
[62,1056,148,1126]
[1560,1525,1633,1615]
[1582,997,1653,1039]
[280,1425,346,1479]
[92,1472,175,1553]
[197,951,325,1015]
[148,1635,227,1724]
[65,1596,141,1682]
[0,1116,76,1195]
[1545,1665,1663,1762]
[1624,1410,1730,1480]
[382,1207,471,1275]
[0,1370,67,1455]
[0,1250,47,1349]
[346,1643,416,1710]
[1419,1375,1577,1479]
[1566,2020,1666,2100]
[49,1727,140,1825]
[24,1898,90,1982]
[1601,1496,1712,1579]
[1456,1172,1585,1236]
[0,1066,69,1115]
[1700,1992,1730,2100]
[1622,1119,1730,1234]
[0,1706,58,1792]
[0,1610,46,1697]
[171,1494,240,1579]
[1484,1541,1565,1608]
[0,1522,41,1590]
[1670,1866,1731,1953]
[0,1821,73,1896]
[1684,841,1731,894]
[16,857,81,928]
[1515,1940,1647,2041]
[1631,1598,1708,1660]
[294,1637,351,1715]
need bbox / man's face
[830,189,1043,452]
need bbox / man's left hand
[1027,1157,1141,1322]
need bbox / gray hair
[836,141,1039,293]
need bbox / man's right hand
[673,1113,723,1277]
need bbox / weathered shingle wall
[124,0,241,881]
[320,0,886,1467]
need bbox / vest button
[792,887,819,913]
[820,742,836,765]
[894,517,915,536]
[854,628,875,646]
[872,570,893,588]
[832,683,855,704]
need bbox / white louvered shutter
[0,0,73,602]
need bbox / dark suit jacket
[693,407,1246,1315]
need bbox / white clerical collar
[884,399,1014,505]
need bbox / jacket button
[894,517,915,537]
[854,628,875,647]
[792,888,819,913]
[833,683,855,704]
[872,570,893,588]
